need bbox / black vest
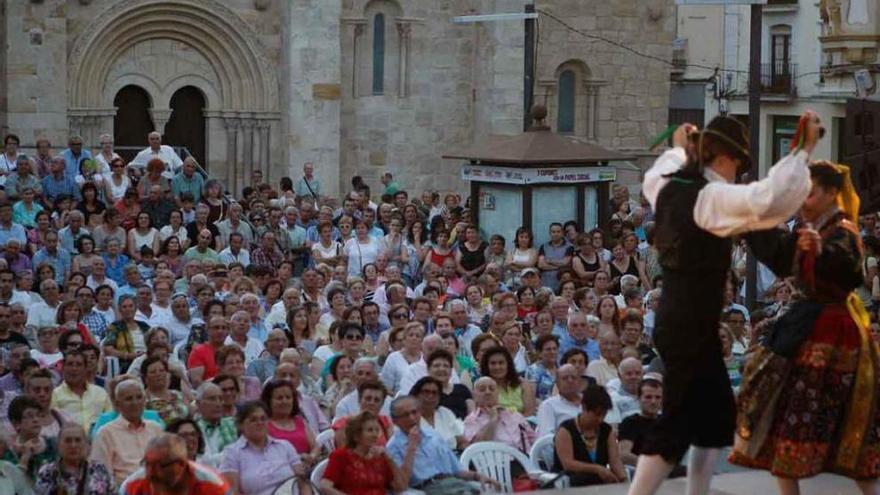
[652,171,732,359]
[654,171,731,274]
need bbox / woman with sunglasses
[103,157,131,204]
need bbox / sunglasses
[392,313,408,319]
[344,333,364,341]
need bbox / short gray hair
[115,379,145,397]
[195,381,221,401]
[353,357,379,373]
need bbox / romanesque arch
[66,0,281,193]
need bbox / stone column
[259,121,270,180]
[396,22,412,98]
[150,109,173,134]
[586,85,598,141]
[224,118,239,194]
[350,21,366,98]
[242,118,255,190]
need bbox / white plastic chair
[315,429,336,455]
[528,435,569,488]
[310,459,328,493]
[459,441,559,493]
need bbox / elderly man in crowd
[463,377,536,452]
[91,379,163,485]
[386,395,500,492]
[333,358,392,422]
[194,382,238,465]
[246,328,287,383]
[536,364,583,436]
[587,331,623,386]
[42,156,81,206]
[131,131,183,176]
[606,357,645,424]
[397,334,460,395]
[559,311,600,361]
[227,310,265,367]
[120,433,230,494]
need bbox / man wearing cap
[627,111,822,495]
[519,267,541,290]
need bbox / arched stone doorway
[113,85,154,163]
[164,86,206,167]
[66,0,281,194]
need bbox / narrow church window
[373,13,385,95]
[558,70,576,133]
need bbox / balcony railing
[767,0,798,4]
[761,62,797,96]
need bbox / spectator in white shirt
[218,232,250,268]
[605,357,644,425]
[130,132,183,177]
[149,293,202,346]
[380,322,424,395]
[397,334,460,396]
[536,364,582,437]
[26,279,61,330]
[225,311,265,367]
[333,358,391,422]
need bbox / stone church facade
[0,0,674,198]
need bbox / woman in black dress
[455,224,488,280]
[554,385,626,486]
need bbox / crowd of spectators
[0,130,876,494]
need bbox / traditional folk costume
[640,116,812,463]
[731,164,880,480]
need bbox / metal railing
[113,145,210,179]
[761,62,797,96]
[14,143,212,180]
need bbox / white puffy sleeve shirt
[642,147,811,238]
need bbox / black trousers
[640,340,736,464]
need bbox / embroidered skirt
[730,303,880,479]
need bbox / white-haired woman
[34,423,115,494]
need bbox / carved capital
[396,22,412,39]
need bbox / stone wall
[2,1,69,148]
[337,0,528,199]
[0,0,674,197]
[534,0,674,153]
[285,0,344,198]
[0,0,6,135]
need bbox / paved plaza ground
[522,471,861,494]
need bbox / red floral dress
[322,447,394,495]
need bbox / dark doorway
[113,85,154,162]
[164,86,206,168]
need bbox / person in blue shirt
[558,312,600,361]
[32,230,71,286]
[60,135,92,180]
[386,395,500,491]
[42,157,82,208]
[0,202,27,250]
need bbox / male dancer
[627,111,822,495]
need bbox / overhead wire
[537,8,826,81]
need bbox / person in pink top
[262,380,320,471]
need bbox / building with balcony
[673,0,880,175]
